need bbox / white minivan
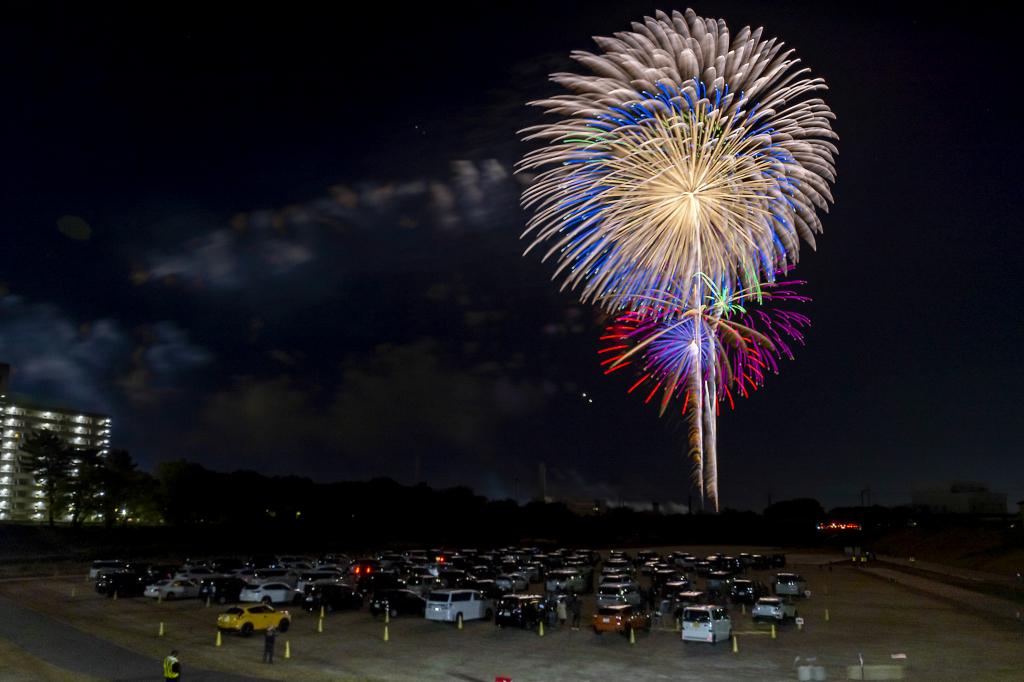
[681,605,732,643]
[425,589,493,624]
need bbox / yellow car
[217,604,291,636]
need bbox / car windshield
[759,598,781,605]
[597,607,625,616]
[684,610,711,623]
[427,592,450,602]
[224,608,243,615]
[598,587,620,596]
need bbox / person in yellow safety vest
[163,649,181,681]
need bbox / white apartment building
[0,372,111,522]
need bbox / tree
[22,431,71,526]
[96,449,139,528]
[65,447,104,527]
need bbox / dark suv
[199,577,248,605]
[494,594,546,629]
[303,583,364,613]
[95,572,148,598]
[729,579,767,604]
[369,589,426,618]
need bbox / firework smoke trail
[521,8,836,509]
[600,278,811,510]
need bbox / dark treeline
[4,454,940,560]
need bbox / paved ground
[0,594,253,681]
[1,550,1022,681]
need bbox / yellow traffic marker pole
[538,620,544,637]
[770,623,776,640]
[157,593,163,604]
[385,610,390,625]
[457,613,464,630]
[797,619,803,631]
[206,596,211,608]
[284,641,291,659]
[629,627,635,645]
[319,605,325,620]
[732,635,738,653]
[675,617,681,632]
[825,608,830,622]
[317,617,324,633]
[113,591,118,601]
[215,630,222,647]
[158,622,165,637]
[70,587,77,599]
[383,624,389,642]
[741,603,745,615]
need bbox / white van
[425,589,493,623]
[681,605,731,643]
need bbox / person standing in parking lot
[263,626,276,664]
[570,594,582,630]
[556,596,567,626]
[163,650,181,681]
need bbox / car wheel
[261,596,272,605]
[485,608,494,620]
[240,623,254,637]
[389,606,399,618]
[165,592,175,601]
[278,619,290,632]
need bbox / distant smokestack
[538,462,547,502]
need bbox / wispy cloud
[0,296,210,412]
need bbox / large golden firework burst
[519,8,838,313]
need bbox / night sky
[2,2,1021,511]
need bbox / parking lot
[1,549,1022,681]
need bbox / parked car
[681,605,731,643]
[369,589,426,618]
[144,579,200,600]
[729,579,767,604]
[404,573,444,597]
[595,583,642,607]
[752,597,797,621]
[437,569,473,589]
[770,554,787,568]
[425,589,493,623]
[198,577,247,605]
[174,566,220,581]
[95,572,147,598]
[706,570,733,596]
[669,591,708,620]
[296,570,343,593]
[494,594,545,629]
[250,568,298,587]
[302,583,364,613]
[545,569,585,594]
[349,559,382,578]
[356,570,405,596]
[217,604,290,636]
[89,560,128,580]
[494,573,529,593]
[239,581,301,605]
[774,573,807,596]
[592,604,651,635]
